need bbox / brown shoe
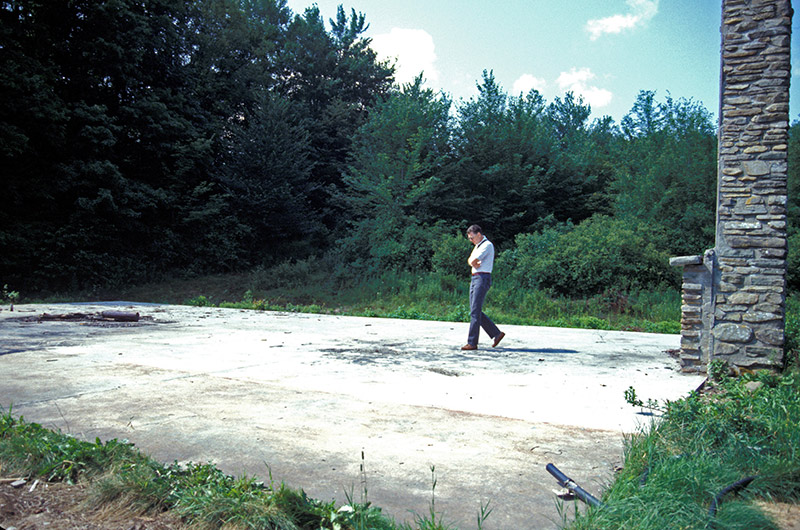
[492,332,506,348]
[461,344,477,350]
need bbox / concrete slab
[0,303,704,529]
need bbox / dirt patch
[0,478,183,530]
[755,501,800,530]
[11,311,161,327]
[2,477,797,530]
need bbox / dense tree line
[1,0,391,291]
[1,0,794,296]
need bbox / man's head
[467,224,483,244]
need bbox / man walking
[462,224,505,350]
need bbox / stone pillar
[671,0,790,373]
[670,251,716,372]
[713,0,791,369]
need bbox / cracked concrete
[0,303,704,529]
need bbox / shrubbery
[501,215,679,297]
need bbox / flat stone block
[728,292,760,305]
[726,236,786,248]
[763,293,784,304]
[724,221,762,230]
[748,275,785,287]
[759,248,786,258]
[754,303,782,314]
[755,329,785,346]
[745,346,782,359]
[742,311,781,323]
[715,343,740,355]
[670,255,703,267]
[713,323,754,343]
[743,160,770,176]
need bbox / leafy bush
[184,294,213,307]
[501,221,573,290]
[250,256,323,291]
[1,284,19,305]
[431,230,469,277]
[331,219,457,281]
[512,215,678,297]
[785,294,800,370]
[787,231,799,292]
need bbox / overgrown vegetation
[0,410,467,529]
[219,267,682,333]
[3,0,756,299]
[2,1,799,528]
[559,367,800,530]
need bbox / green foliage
[509,215,678,297]
[8,1,793,309]
[444,73,614,248]
[785,295,800,370]
[185,294,214,307]
[1,284,19,305]
[787,231,800,293]
[335,76,453,277]
[179,265,679,333]
[567,372,800,529]
[614,91,717,256]
[0,0,392,292]
[708,359,730,382]
[0,411,146,484]
[500,218,574,290]
[431,231,470,277]
[787,122,800,292]
[3,410,475,530]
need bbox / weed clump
[565,369,800,530]
[0,410,465,529]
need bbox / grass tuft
[563,369,800,529]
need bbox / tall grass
[0,410,462,529]
[562,368,800,530]
[209,264,683,334]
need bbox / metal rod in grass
[546,463,604,508]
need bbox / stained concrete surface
[0,303,705,529]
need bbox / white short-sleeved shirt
[469,237,494,274]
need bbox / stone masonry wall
[670,251,716,373]
[713,0,791,369]
[672,0,790,372]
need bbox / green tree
[335,76,452,275]
[787,120,800,291]
[613,90,717,256]
[446,71,552,247]
[446,72,613,248]
[0,0,302,289]
[544,92,617,222]
[277,4,394,229]
[218,93,320,262]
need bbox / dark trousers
[468,273,501,346]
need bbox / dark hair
[466,224,482,235]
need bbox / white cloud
[370,28,440,86]
[556,67,613,108]
[586,0,659,40]
[512,74,547,96]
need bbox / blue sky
[283,0,800,125]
